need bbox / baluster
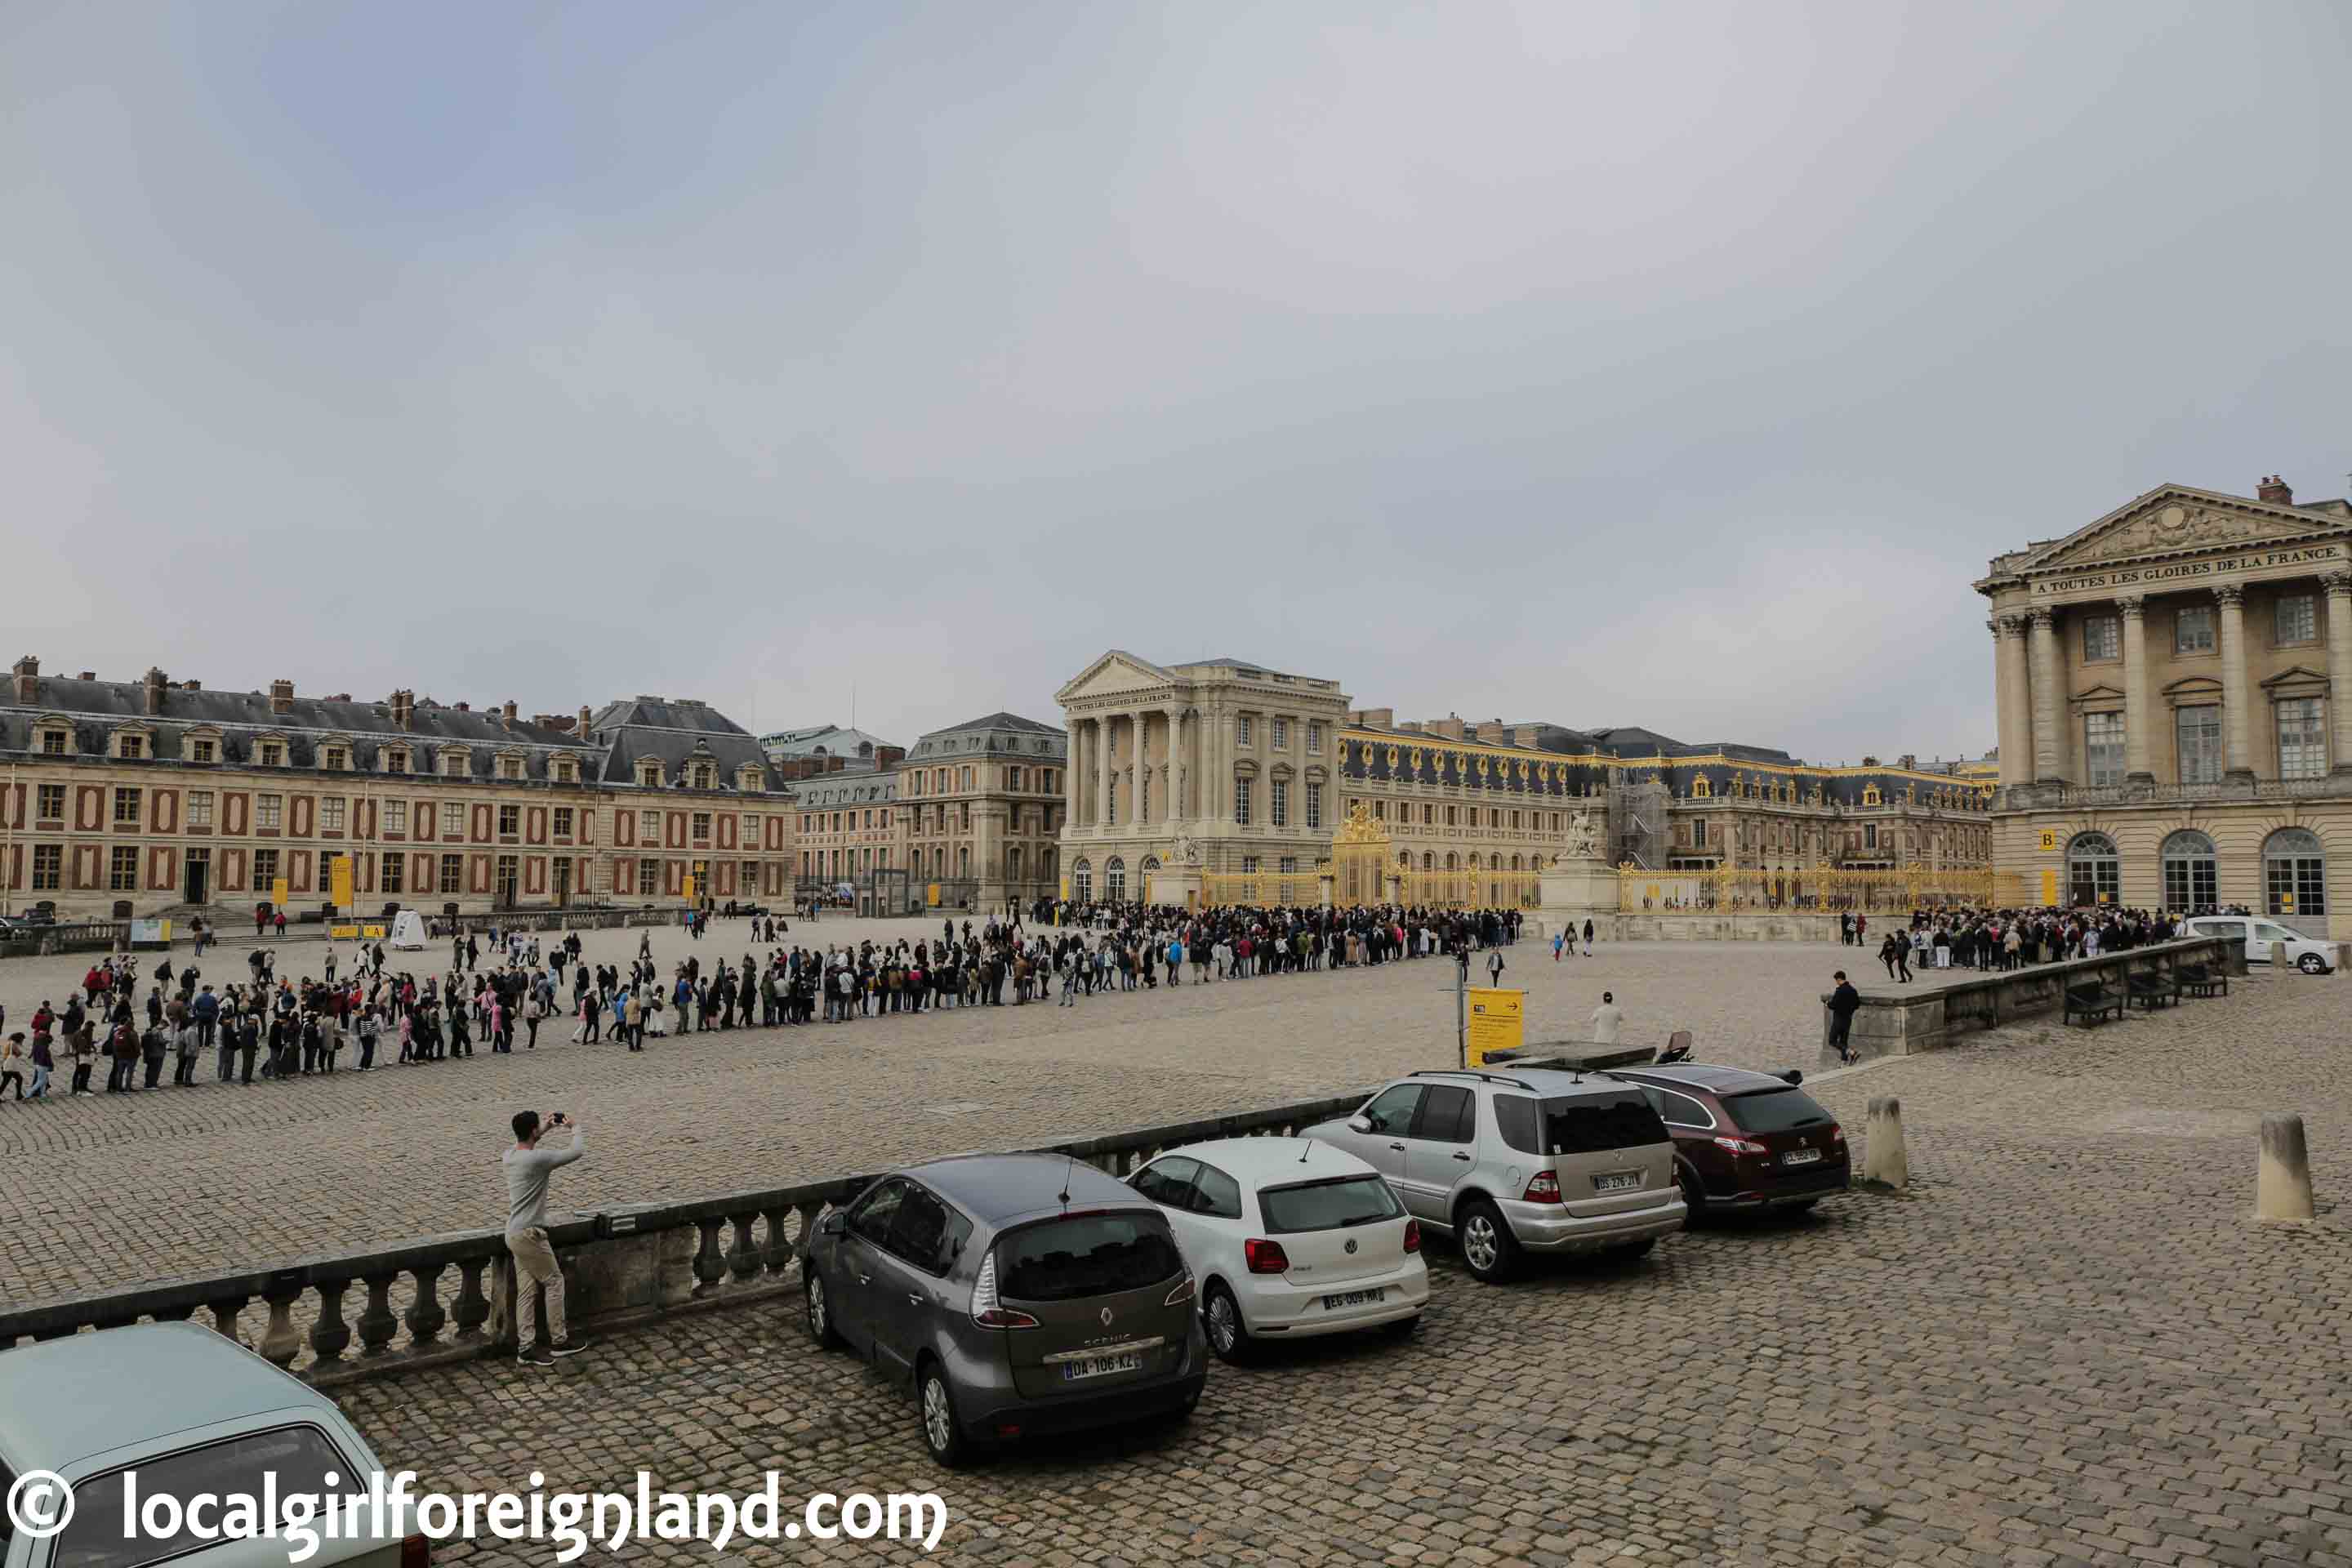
[727,1213,763,1283]
[309,1281,352,1366]
[760,1205,795,1275]
[405,1263,448,1347]
[793,1203,825,1275]
[692,1218,729,1296]
[207,1297,247,1342]
[357,1274,399,1356]
[149,1301,198,1322]
[258,1285,302,1369]
[452,1259,492,1340]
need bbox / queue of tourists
[1860,903,2198,982]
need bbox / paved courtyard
[0,922,1851,1301]
[327,964,2352,1568]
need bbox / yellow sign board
[927,883,942,907]
[361,924,385,939]
[2280,893,2296,911]
[1465,987,1525,1067]
[329,856,353,908]
[682,875,697,902]
[271,877,289,909]
[330,925,359,939]
[2039,869,2058,906]
[2038,829,2059,852]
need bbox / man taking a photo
[505,1109,590,1367]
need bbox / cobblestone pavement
[0,925,1851,1300]
[329,967,2352,1568]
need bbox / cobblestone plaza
[3,929,2349,1566]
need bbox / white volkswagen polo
[1127,1136,1429,1362]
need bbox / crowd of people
[1863,902,2220,982]
[0,902,1527,1102]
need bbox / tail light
[1829,1124,1845,1144]
[1711,1135,1768,1156]
[1243,1238,1290,1274]
[1521,1172,1563,1204]
[1164,1269,1196,1307]
[402,1536,430,1568]
[1402,1219,1421,1254]
[969,1252,1039,1329]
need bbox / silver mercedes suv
[1305,1067,1686,1282]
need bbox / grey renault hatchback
[803,1152,1208,1466]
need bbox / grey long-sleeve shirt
[503,1129,586,1234]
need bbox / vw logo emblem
[1343,1238,1358,1254]
[1099,1307,1113,1327]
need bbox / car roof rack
[1408,1067,1537,1090]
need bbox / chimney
[1475,720,1507,745]
[1359,706,1394,729]
[501,699,518,728]
[270,679,295,715]
[2256,474,2293,505]
[182,679,200,693]
[1898,753,1918,771]
[389,689,414,732]
[454,701,470,713]
[577,704,593,737]
[78,671,96,682]
[13,655,38,704]
[144,667,168,716]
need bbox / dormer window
[554,757,577,784]
[1862,786,1882,806]
[190,738,217,764]
[385,748,410,775]
[442,751,468,778]
[498,756,524,781]
[323,746,347,771]
[738,765,764,791]
[118,734,146,760]
[1691,777,1712,799]
[260,742,286,767]
[691,763,715,790]
[39,728,68,756]
[637,760,662,788]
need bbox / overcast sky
[6,2,2347,764]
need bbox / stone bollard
[1864,1097,1908,1188]
[2256,1113,2315,1223]
[2270,940,2288,973]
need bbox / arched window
[1445,853,1458,871]
[2159,830,2217,912]
[1105,856,1127,900]
[1071,858,1092,901]
[2265,828,2326,917]
[1691,777,1712,799]
[1422,852,1434,871]
[2067,831,2119,907]
[1510,854,1523,871]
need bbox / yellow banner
[271,877,289,909]
[683,875,697,902]
[2040,868,2059,906]
[330,925,359,939]
[361,924,386,939]
[329,856,353,908]
[1465,987,1525,1067]
[927,883,941,907]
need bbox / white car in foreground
[1128,1137,1429,1362]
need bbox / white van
[2180,915,2338,975]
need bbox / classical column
[2116,595,2153,783]
[2322,571,2352,776]
[2216,585,2254,780]
[1131,707,1150,824]
[1063,728,1081,836]
[2028,607,2065,783]
[1166,706,1184,823]
[1095,714,1114,828]
[1993,615,2032,791]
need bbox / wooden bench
[2176,964,2229,999]
[2126,972,2176,1011]
[2064,982,2124,1027]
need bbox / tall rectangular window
[1307,722,1323,753]
[381,853,404,894]
[2082,614,2120,662]
[186,791,213,829]
[1271,777,1289,826]
[31,844,61,889]
[501,804,522,838]
[35,785,63,821]
[1233,775,1252,826]
[443,802,466,837]
[2276,594,2317,644]
[2278,697,2327,779]
[110,846,140,890]
[321,798,345,833]
[1306,783,1323,830]
[639,858,661,895]
[1236,715,1253,746]
[2175,606,2216,655]
[439,853,464,893]
[252,848,279,889]
[1272,719,1289,750]
[2176,704,2222,784]
[383,800,407,835]
[114,787,141,824]
[256,794,283,830]
[2084,711,2126,786]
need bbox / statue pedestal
[1537,855,1617,941]
[1152,867,1202,910]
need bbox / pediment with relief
[2029,488,2340,573]
[1056,649,1175,704]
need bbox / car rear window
[1528,1092,1668,1155]
[1258,1174,1403,1234]
[997,1212,1183,1301]
[56,1425,354,1568]
[1723,1087,1833,1134]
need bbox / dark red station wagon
[1610,1064,1848,1214]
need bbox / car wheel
[1676,1165,1707,1216]
[2298,953,2328,975]
[1203,1281,1254,1364]
[1457,1198,1521,1283]
[918,1362,975,1468]
[803,1267,842,1349]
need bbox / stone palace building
[1054,651,1992,910]
[1977,474,2352,938]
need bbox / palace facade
[0,661,798,921]
[1054,651,1992,908]
[1977,474,2352,938]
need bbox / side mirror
[817,1211,846,1237]
[1347,1117,1373,1135]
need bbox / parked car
[1305,1067,1685,1283]
[803,1153,1207,1466]
[2178,915,2337,975]
[1127,1137,1429,1361]
[1610,1064,1848,1214]
[0,1321,422,1568]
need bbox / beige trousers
[506,1227,566,1347]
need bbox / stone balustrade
[1818,934,2243,1064]
[0,1093,1368,1388]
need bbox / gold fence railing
[1618,866,2029,913]
[1197,871,1315,908]
[1401,870,1543,910]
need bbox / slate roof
[586,697,749,737]
[905,710,1067,761]
[759,724,898,759]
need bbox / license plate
[1593,1171,1642,1192]
[1783,1147,1823,1166]
[1058,1352,1143,1382]
[1321,1288,1383,1311]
